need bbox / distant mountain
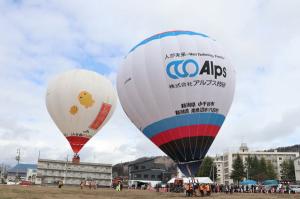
[265,144,300,152]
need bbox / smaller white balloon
[46,69,117,153]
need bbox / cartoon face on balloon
[69,105,78,115]
[78,91,95,108]
[46,69,117,154]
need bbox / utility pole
[15,149,21,182]
[212,163,215,183]
[0,163,3,183]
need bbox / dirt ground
[0,185,299,199]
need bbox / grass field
[0,185,299,199]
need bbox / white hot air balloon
[46,69,116,162]
[117,31,235,176]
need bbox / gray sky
[0,0,300,165]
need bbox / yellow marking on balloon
[78,91,95,108]
[69,105,78,115]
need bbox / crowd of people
[53,178,298,197]
[128,181,298,196]
[184,183,211,197]
[180,182,298,197]
[201,183,297,195]
[79,179,97,190]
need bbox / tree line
[197,155,295,183]
[230,154,295,183]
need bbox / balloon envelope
[117,31,235,176]
[46,69,116,153]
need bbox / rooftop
[38,159,112,167]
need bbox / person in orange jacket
[199,184,204,197]
[206,184,211,196]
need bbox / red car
[19,180,32,186]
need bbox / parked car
[290,185,300,193]
[6,180,19,185]
[19,180,32,186]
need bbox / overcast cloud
[0,0,300,166]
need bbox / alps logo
[166,59,227,79]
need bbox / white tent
[167,177,213,184]
[128,180,161,187]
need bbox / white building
[26,168,37,183]
[214,144,299,184]
[214,156,225,184]
[36,159,112,186]
[294,156,300,183]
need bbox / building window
[141,166,146,169]
[151,175,155,179]
[144,174,148,179]
[157,175,162,179]
[134,174,141,178]
[279,157,282,160]
[134,166,139,170]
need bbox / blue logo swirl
[166,59,199,79]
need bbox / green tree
[245,156,255,179]
[281,159,295,181]
[256,157,267,181]
[197,156,217,180]
[251,156,260,181]
[230,154,245,184]
[266,160,277,179]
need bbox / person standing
[80,179,85,189]
[206,184,211,196]
[116,181,121,191]
[120,181,123,191]
[58,179,63,188]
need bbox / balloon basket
[72,154,80,164]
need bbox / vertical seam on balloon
[177,33,193,162]
[126,52,147,141]
[130,50,152,137]
[75,70,86,139]
[130,39,178,160]
[152,33,177,160]
[191,34,201,161]
[119,56,144,135]
[143,36,178,161]
[171,31,188,162]
[198,38,216,161]
[173,31,188,162]
[156,32,185,161]
[64,73,74,140]
[194,38,207,161]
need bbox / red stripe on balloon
[150,125,220,147]
[89,103,112,130]
[66,136,90,153]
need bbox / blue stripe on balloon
[143,113,225,139]
[129,30,209,54]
